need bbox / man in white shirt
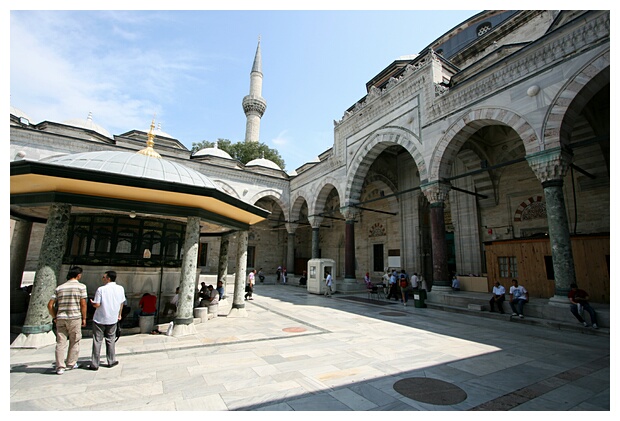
[489,281,506,314]
[88,270,126,370]
[509,279,529,318]
[324,271,333,297]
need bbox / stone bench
[194,305,218,323]
[139,314,155,333]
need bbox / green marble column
[308,216,323,259]
[285,223,298,276]
[10,218,33,314]
[229,231,248,317]
[173,216,200,335]
[527,148,575,303]
[217,233,231,290]
[12,203,71,348]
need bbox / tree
[191,139,286,170]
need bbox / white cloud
[271,130,289,146]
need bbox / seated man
[568,283,598,329]
[200,285,219,307]
[216,280,225,300]
[132,292,157,326]
[451,275,460,291]
[509,279,528,318]
[489,281,506,313]
[299,271,307,286]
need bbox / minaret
[242,38,267,143]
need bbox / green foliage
[191,138,285,170]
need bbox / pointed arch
[345,128,425,205]
[429,107,539,181]
[310,176,342,217]
[542,50,610,151]
[249,189,288,221]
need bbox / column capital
[420,181,452,204]
[340,206,361,222]
[526,147,573,184]
[308,216,323,229]
[285,222,298,234]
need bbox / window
[477,22,492,37]
[498,256,518,278]
[247,245,256,268]
[544,256,555,280]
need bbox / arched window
[115,231,134,254]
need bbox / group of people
[488,279,599,327]
[48,266,125,374]
[197,280,225,306]
[367,269,422,306]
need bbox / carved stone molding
[308,216,323,229]
[420,181,452,204]
[526,148,573,184]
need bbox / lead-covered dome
[246,157,281,170]
[63,112,112,139]
[193,142,233,159]
[46,150,217,189]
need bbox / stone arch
[310,177,342,217]
[213,180,240,199]
[514,195,546,222]
[345,128,425,205]
[290,192,310,223]
[249,189,289,221]
[430,107,539,182]
[542,50,610,151]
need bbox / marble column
[526,148,575,304]
[421,182,452,292]
[308,216,323,259]
[172,216,200,336]
[10,218,33,314]
[335,206,360,293]
[229,231,249,317]
[217,233,231,291]
[285,223,298,276]
[12,203,71,349]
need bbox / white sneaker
[512,313,518,316]
[519,314,524,318]
[56,368,65,375]
[582,321,588,327]
[592,323,598,329]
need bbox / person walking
[88,270,126,371]
[324,271,333,297]
[47,266,88,375]
[245,269,256,300]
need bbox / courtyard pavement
[8,284,612,412]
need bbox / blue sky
[10,7,482,171]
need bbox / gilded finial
[137,117,162,159]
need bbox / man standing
[47,266,87,375]
[489,281,506,313]
[509,279,528,318]
[568,283,598,329]
[324,271,333,297]
[89,270,126,370]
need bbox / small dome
[63,112,112,139]
[193,142,233,159]
[246,157,281,170]
[10,106,33,123]
[46,150,217,189]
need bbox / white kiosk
[307,258,336,294]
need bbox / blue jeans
[570,302,597,325]
[509,299,526,315]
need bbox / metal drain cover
[393,377,467,405]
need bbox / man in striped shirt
[47,266,88,375]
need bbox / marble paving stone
[330,387,380,410]
[285,393,353,411]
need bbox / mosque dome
[46,150,217,189]
[63,112,113,139]
[193,142,233,159]
[10,106,34,123]
[246,156,281,170]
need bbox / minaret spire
[242,37,267,143]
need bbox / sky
[8,5,485,172]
